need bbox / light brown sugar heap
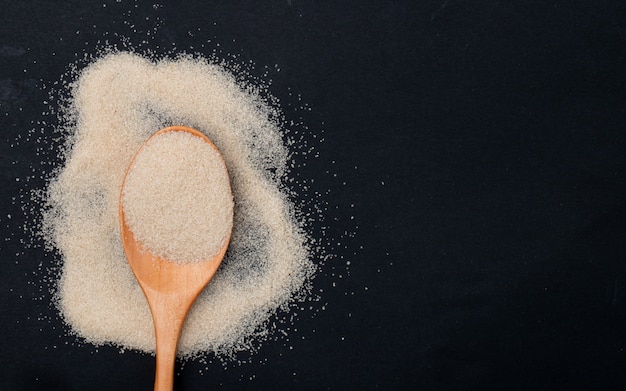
[121,130,233,263]
[42,51,315,356]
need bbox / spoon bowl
[119,126,233,391]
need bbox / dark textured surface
[2,1,626,390]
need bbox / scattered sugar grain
[42,51,316,357]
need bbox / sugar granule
[42,51,315,356]
[122,130,233,263]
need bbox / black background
[2,1,626,390]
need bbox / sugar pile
[41,51,315,356]
[122,129,233,263]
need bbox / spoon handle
[149,291,190,391]
[154,323,179,391]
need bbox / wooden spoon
[119,126,233,391]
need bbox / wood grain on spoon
[120,126,233,391]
